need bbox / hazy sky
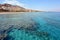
[0,0,60,11]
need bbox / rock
[0,3,41,12]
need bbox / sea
[0,12,60,40]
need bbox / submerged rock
[3,28,56,40]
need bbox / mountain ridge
[0,4,41,12]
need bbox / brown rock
[0,3,40,12]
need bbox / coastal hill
[0,4,40,12]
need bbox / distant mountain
[0,4,41,12]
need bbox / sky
[0,0,60,12]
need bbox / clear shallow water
[0,12,60,40]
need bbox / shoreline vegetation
[0,3,42,13]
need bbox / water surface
[0,12,60,40]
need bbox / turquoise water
[0,12,60,40]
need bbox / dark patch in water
[3,35,14,40]
[0,22,57,40]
